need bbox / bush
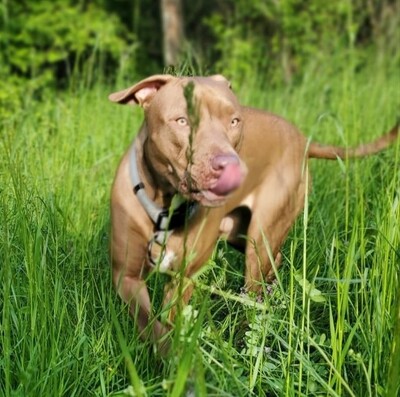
[0,0,135,117]
[191,0,399,85]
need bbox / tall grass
[1,53,399,396]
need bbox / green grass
[1,53,399,396]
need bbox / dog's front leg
[161,222,222,324]
[116,271,168,336]
[114,269,171,351]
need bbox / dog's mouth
[180,162,246,207]
[187,189,229,207]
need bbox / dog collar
[129,145,199,231]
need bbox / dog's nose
[210,154,243,195]
[211,154,240,171]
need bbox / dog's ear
[108,75,175,107]
[209,74,231,89]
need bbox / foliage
[196,0,400,83]
[1,0,399,115]
[0,0,135,117]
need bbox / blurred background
[1,0,399,113]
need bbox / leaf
[295,273,326,303]
[309,288,326,303]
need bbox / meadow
[1,53,399,396]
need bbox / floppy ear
[108,74,175,107]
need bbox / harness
[129,145,199,269]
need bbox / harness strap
[129,143,199,268]
[147,230,172,269]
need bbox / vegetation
[1,1,399,396]
[1,1,399,101]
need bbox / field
[1,53,399,396]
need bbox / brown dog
[109,74,398,347]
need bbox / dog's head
[109,74,248,207]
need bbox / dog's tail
[308,123,399,160]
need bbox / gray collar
[129,144,199,231]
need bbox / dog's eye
[231,118,240,127]
[176,117,188,126]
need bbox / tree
[161,0,184,66]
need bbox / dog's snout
[212,154,240,171]
[210,153,243,196]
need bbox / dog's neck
[135,133,174,209]
[130,133,199,232]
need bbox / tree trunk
[161,0,184,66]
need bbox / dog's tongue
[210,164,243,196]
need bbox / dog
[109,74,398,349]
